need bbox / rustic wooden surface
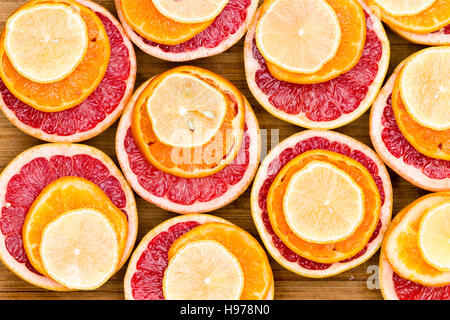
[0,0,430,300]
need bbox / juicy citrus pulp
[40,208,119,290]
[255,0,341,74]
[163,240,244,300]
[152,0,229,24]
[372,0,436,16]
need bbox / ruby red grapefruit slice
[388,24,450,46]
[369,62,450,191]
[115,0,258,61]
[116,80,261,214]
[0,143,137,291]
[251,130,393,278]
[0,0,136,142]
[244,0,390,129]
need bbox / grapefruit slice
[153,0,229,24]
[0,0,111,112]
[388,24,450,45]
[0,143,138,290]
[0,0,136,142]
[116,80,260,214]
[266,0,366,84]
[372,0,436,16]
[370,61,450,192]
[115,0,259,61]
[251,130,392,277]
[244,0,390,129]
[124,214,274,300]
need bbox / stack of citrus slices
[367,0,450,45]
[370,47,450,191]
[0,143,137,290]
[124,214,274,300]
[380,192,450,300]
[251,130,393,277]
[0,0,136,142]
[116,66,261,214]
[244,0,390,129]
[115,0,258,61]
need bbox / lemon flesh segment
[4,3,89,84]
[163,240,245,300]
[152,0,229,24]
[283,161,365,244]
[372,0,436,17]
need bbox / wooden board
[0,0,431,300]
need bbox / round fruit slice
[372,0,436,16]
[23,177,128,277]
[117,80,260,214]
[163,240,244,300]
[0,0,111,112]
[0,0,136,142]
[115,0,258,61]
[383,192,450,286]
[256,0,341,74]
[4,3,88,84]
[388,24,450,46]
[251,130,392,277]
[153,0,229,24]
[0,143,138,291]
[370,61,450,192]
[244,0,390,129]
[418,201,450,272]
[266,0,366,84]
[40,208,119,290]
[168,222,273,300]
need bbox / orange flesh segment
[119,0,212,45]
[267,0,366,84]
[0,0,110,112]
[267,150,381,264]
[168,222,273,300]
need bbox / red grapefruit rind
[251,130,393,277]
[379,252,400,300]
[244,0,390,129]
[369,63,450,191]
[389,24,450,46]
[116,80,261,214]
[0,0,136,142]
[0,143,138,291]
[114,0,258,62]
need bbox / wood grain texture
[0,0,431,300]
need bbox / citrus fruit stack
[380,192,450,300]
[0,0,136,142]
[0,143,138,290]
[124,214,274,300]
[116,66,261,214]
[115,0,258,61]
[251,130,393,277]
[367,0,450,45]
[244,0,390,129]
[370,47,450,191]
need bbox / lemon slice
[418,201,450,272]
[255,0,341,74]
[40,208,119,290]
[146,72,228,148]
[283,161,365,244]
[163,240,244,300]
[399,46,450,131]
[372,0,436,17]
[152,0,229,24]
[4,3,89,84]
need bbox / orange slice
[119,0,212,45]
[372,0,436,16]
[384,192,450,287]
[163,240,245,300]
[168,222,273,300]
[267,0,366,84]
[131,66,245,178]
[367,0,450,34]
[40,208,119,290]
[23,176,128,277]
[255,0,341,74]
[0,0,110,112]
[267,150,381,264]
[153,0,229,24]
